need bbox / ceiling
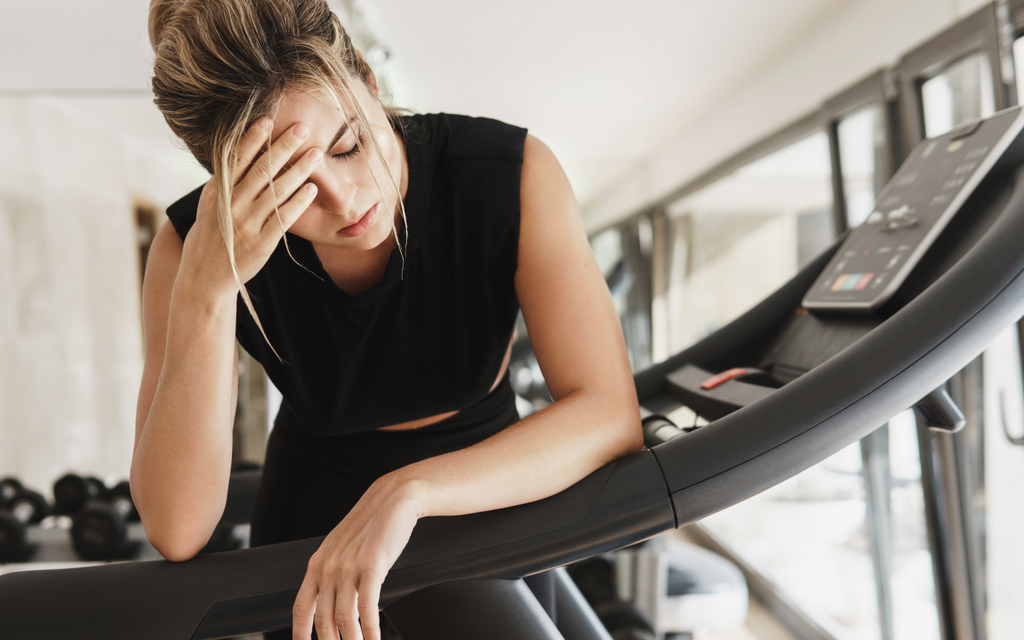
[0,0,850,212]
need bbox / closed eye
[331,133,364,161]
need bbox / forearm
[130,278,238,560]
[387,389,642,520]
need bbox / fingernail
[308,148,323,162]
[256,117,271,131]
[293,124,309,139]
[305,183,318,194]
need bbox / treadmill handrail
[652,167,1024,525]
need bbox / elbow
[147,528,207,563]
[616,410,645,457]
[129,469,220,563]
[600,399,644,461]
[142,507,219,562]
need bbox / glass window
[886,410,941,640]
[838,105,884,228]
[1014,35,1024,107]
[921,52,995,139]
[664,131,834,356]
[702,441,882,640]
[981,327,1024,640]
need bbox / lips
[337,202,379,238]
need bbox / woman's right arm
[131,118,322,561]
[130,220,241,562]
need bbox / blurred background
[3,1,1024,639]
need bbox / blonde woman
[133,1,641,638]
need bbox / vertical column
[916,360,987,640]
[860,425,894,640]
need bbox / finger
[315,586,340,640]
[259,181,318,243]
[357,573,384,640]
[235,123,310,204]
[292,573,320,640]
[253,146,323,222]
[335,585,363,640]
[230,117,272,184]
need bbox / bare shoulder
[520,134,577,212]
[517,134,589,277]
[150,220,184,261]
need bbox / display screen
[804,107,1023,310]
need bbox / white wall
[0,97,207,493]
[581,0,993,231]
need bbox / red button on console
[700,368,750,390]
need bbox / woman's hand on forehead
[182,116,324,298]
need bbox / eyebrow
[328,118,355,151]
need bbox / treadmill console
[804,107,1024,311]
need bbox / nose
[308,164,358,217]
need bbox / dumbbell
[70,480,140,561]
[0,477,24,509]
[52,473,108,516]
[0,486,50,563]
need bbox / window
[921,52,996,139]
[664,131,834,355]
[837,105,885,229]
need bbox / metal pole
[860,426,894,640]
[916,362,988,640]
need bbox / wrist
[170,270,239,314]
[376,471,434,520]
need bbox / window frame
[893,3,1011,158]
[820,70,901,233]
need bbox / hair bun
[148,0,183,52]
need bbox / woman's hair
[148,0,406,356]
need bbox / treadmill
[4,105,1024,640]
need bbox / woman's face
[270,80,407,253]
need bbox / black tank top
[166,113,527,433]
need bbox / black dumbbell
[0,487,50,563]
[53,474,107,516]
[70,481,140,561]
[106,481,140,521]
[0,477,24,509]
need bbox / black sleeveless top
[166,113,527,434]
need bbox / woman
[132,1,642,639]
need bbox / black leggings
[251,376,554,639]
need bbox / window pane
[886,410,941,640]
[1014,35,1024,107]
[664,131,834,355]
[921,52,995,139]
[982,327,1024,640]
[702,441,882,640]
[838,105,883,228]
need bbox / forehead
[271,84,365,140]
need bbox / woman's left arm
[293,134,643,640]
